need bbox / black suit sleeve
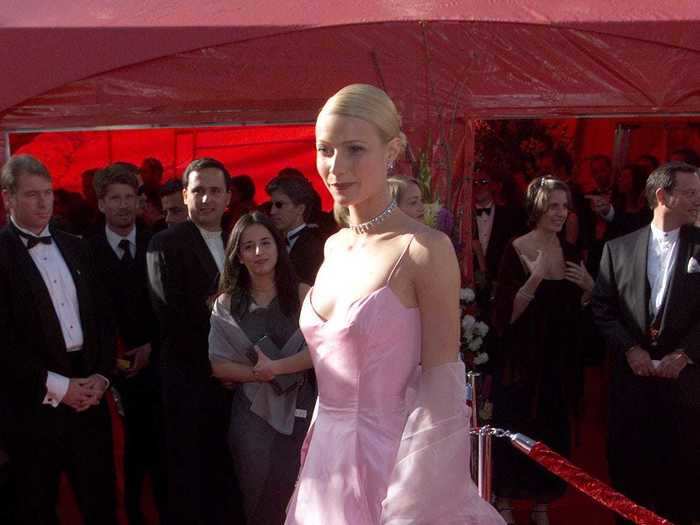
[0,264,48,405]
[591,242,639,355]
[147,234,201,362]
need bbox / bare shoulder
[408,224,456,267]
[511,231,530,251]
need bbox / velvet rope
[527,442,672,525]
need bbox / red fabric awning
[3,1,700,137]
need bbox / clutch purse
[247,335,300,395]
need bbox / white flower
[473,321,489,338]
[461,314,476,334]
[468,338,483,352]
[473,351,489,365]
[460,288,476,303]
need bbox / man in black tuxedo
[88,163,164,524]
[472,170,526,308]
[147,157,238,525]
[0,155,116,524]
[593,162,700,525]
[581,154,623,277]
[267,170,325,284]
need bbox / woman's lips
[331,182,355,192]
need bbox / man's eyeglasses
[474,178,491,186]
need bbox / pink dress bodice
[288,284,421,524]
[285,237,504,525]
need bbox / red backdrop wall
[9,124,333,209]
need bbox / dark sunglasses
[474,178,491,185]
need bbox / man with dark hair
[224,174,257,228]
[139,157,164,193]
[593,161,700,524]
[159,179,187,227]
[0,154,117,524]
[580,154,622,276]
[88,162,164,524]
[148,157,239,525]
[472,168,526,284]
[266,171,325,284]
[230,174,256,203]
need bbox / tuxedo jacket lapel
[185,221,220,289]
[9,230,70,366]
[660,226,694,334]
[630,226,650,334]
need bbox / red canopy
[3,1,700,138]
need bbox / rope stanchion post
[477,426,493,501]
[467,371,479,429]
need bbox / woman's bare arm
[413,230,461,368]
[211,360,261,383]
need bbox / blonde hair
[387,176,421,205]
[319,84,408,227]
[525,176,572,226]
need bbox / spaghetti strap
[386,235,415,286]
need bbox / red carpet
[57,367,616,525]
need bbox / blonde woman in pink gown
[254,84,504,525]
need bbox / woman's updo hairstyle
[319,84,408,227]
[318,84,407,154]
[525,175,572,226]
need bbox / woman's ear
[385,136,402,165]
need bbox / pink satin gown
[285,238,504,525]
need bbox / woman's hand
[565,260,594,292]
[252,347,276,382]
[520,249,546,280]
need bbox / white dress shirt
[105,224,136,259]
[12,218,84,407]
[286,223,307,252]
[647,224,680,318]
[475,203,495,254]
[195,225,225,273]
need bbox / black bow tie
[14,225,52,249]
[475,207,491,217]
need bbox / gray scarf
[208,295,306,435]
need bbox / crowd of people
[0,83,699,525]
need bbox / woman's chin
[332,194,357,207]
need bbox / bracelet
[517,288,535,301]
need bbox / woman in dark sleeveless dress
[491,177,594,525]
[208,212,316,525]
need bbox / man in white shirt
[147,157,241,525]
[0,154,116,524]
[593,162,700,525]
